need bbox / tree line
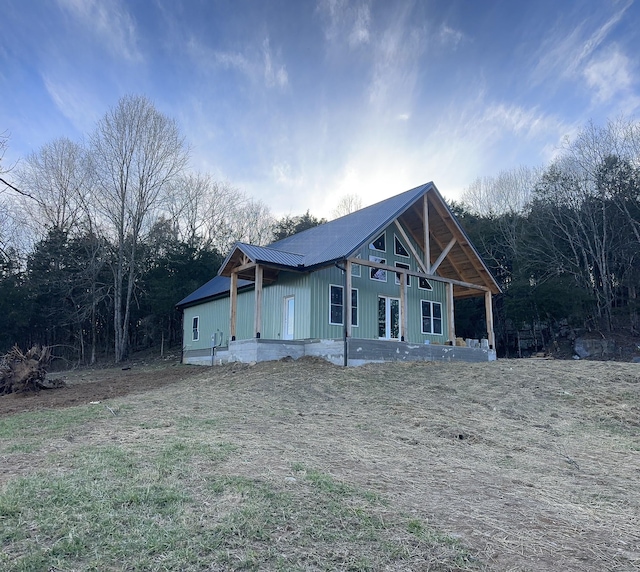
[2,96,638,362]
[0,95,325,363]
[455,118,640,355]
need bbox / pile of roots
[0,345,65,394]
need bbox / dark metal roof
[176,275,253,309]
[236,243,305,267]
[218,183,432,275]
[181,182,501,308]
[269,183,432,266]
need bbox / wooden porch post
[447,282,455,344]
[229,270,238,341]
[345,260,352,338]
[254,264,263,338]
[485,290,495,349]
[400,271,407,342]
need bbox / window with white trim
[369,232,385,252]
[330,285,343,325]
[351,288,359,327]
[192,316,200,341]
[421,300,443,335]
[395,262,411,287]
[394,235,409,257]
[351,255,361,277]
[369,255,387,281]
[418,277,433,290]
[329,285,359,327]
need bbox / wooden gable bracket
[393,220,429,275]
[427,231,466,283]
[430,237,456,274]
[428,196,490,282]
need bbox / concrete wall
[347,338,496,365]
[182,337,496,366]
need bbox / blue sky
[1,0,639,217]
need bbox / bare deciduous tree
[462,166,541,217]
[166,174,273,254]
[17,137,88,236]
[90,95,188,362]
[332,193,363,219]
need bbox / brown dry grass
[2,357,639,571]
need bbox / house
[176,183,501,365]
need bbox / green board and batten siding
[182,291,253,352]
[260,272,312,340]
[183,221,447,350]
[182,272,312,352]
[310,222,447,343]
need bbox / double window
[329,285,359,326]
[421,301,442,335]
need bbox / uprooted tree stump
[0,345,65,395]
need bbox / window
[369,232,385,252]
[421,301,443,335]
[394,235,409,257]
[418,277,433,290]
[329,285,359,326]
[369,255,387,281]
[351,255,361,277]
[330,285,343,325]
[395,262,411,287]
[192,316,199,341]
[351,288,359,327]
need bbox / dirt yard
[1,356,639,571]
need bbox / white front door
[283,296,295,340]
[378,296,400,339]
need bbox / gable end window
[369,255,387,282]
[369,232,386,252]
[351,255,361,278]
[421,301,443,335]
[192,316,200,341]
[418,277,433,290]
[394,235,409,257]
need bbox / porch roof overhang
[219,243,307,282]
[395,187,501,299]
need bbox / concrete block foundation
[183,337,496,366]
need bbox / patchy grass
[0,402,477,571]
[1,357,639,571]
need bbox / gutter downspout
[334,261,348,367]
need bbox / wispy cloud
[367,10,426,112]
[583,46,632,103]
[42,75,102,134]
[56,0,142,62]
[349,4,371,47]
[187,36,288,90]
[317,0,372,48]
[263,38,289,89]
[438,23,464,48]
[272,161,304,187]
[531,1,632,85]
